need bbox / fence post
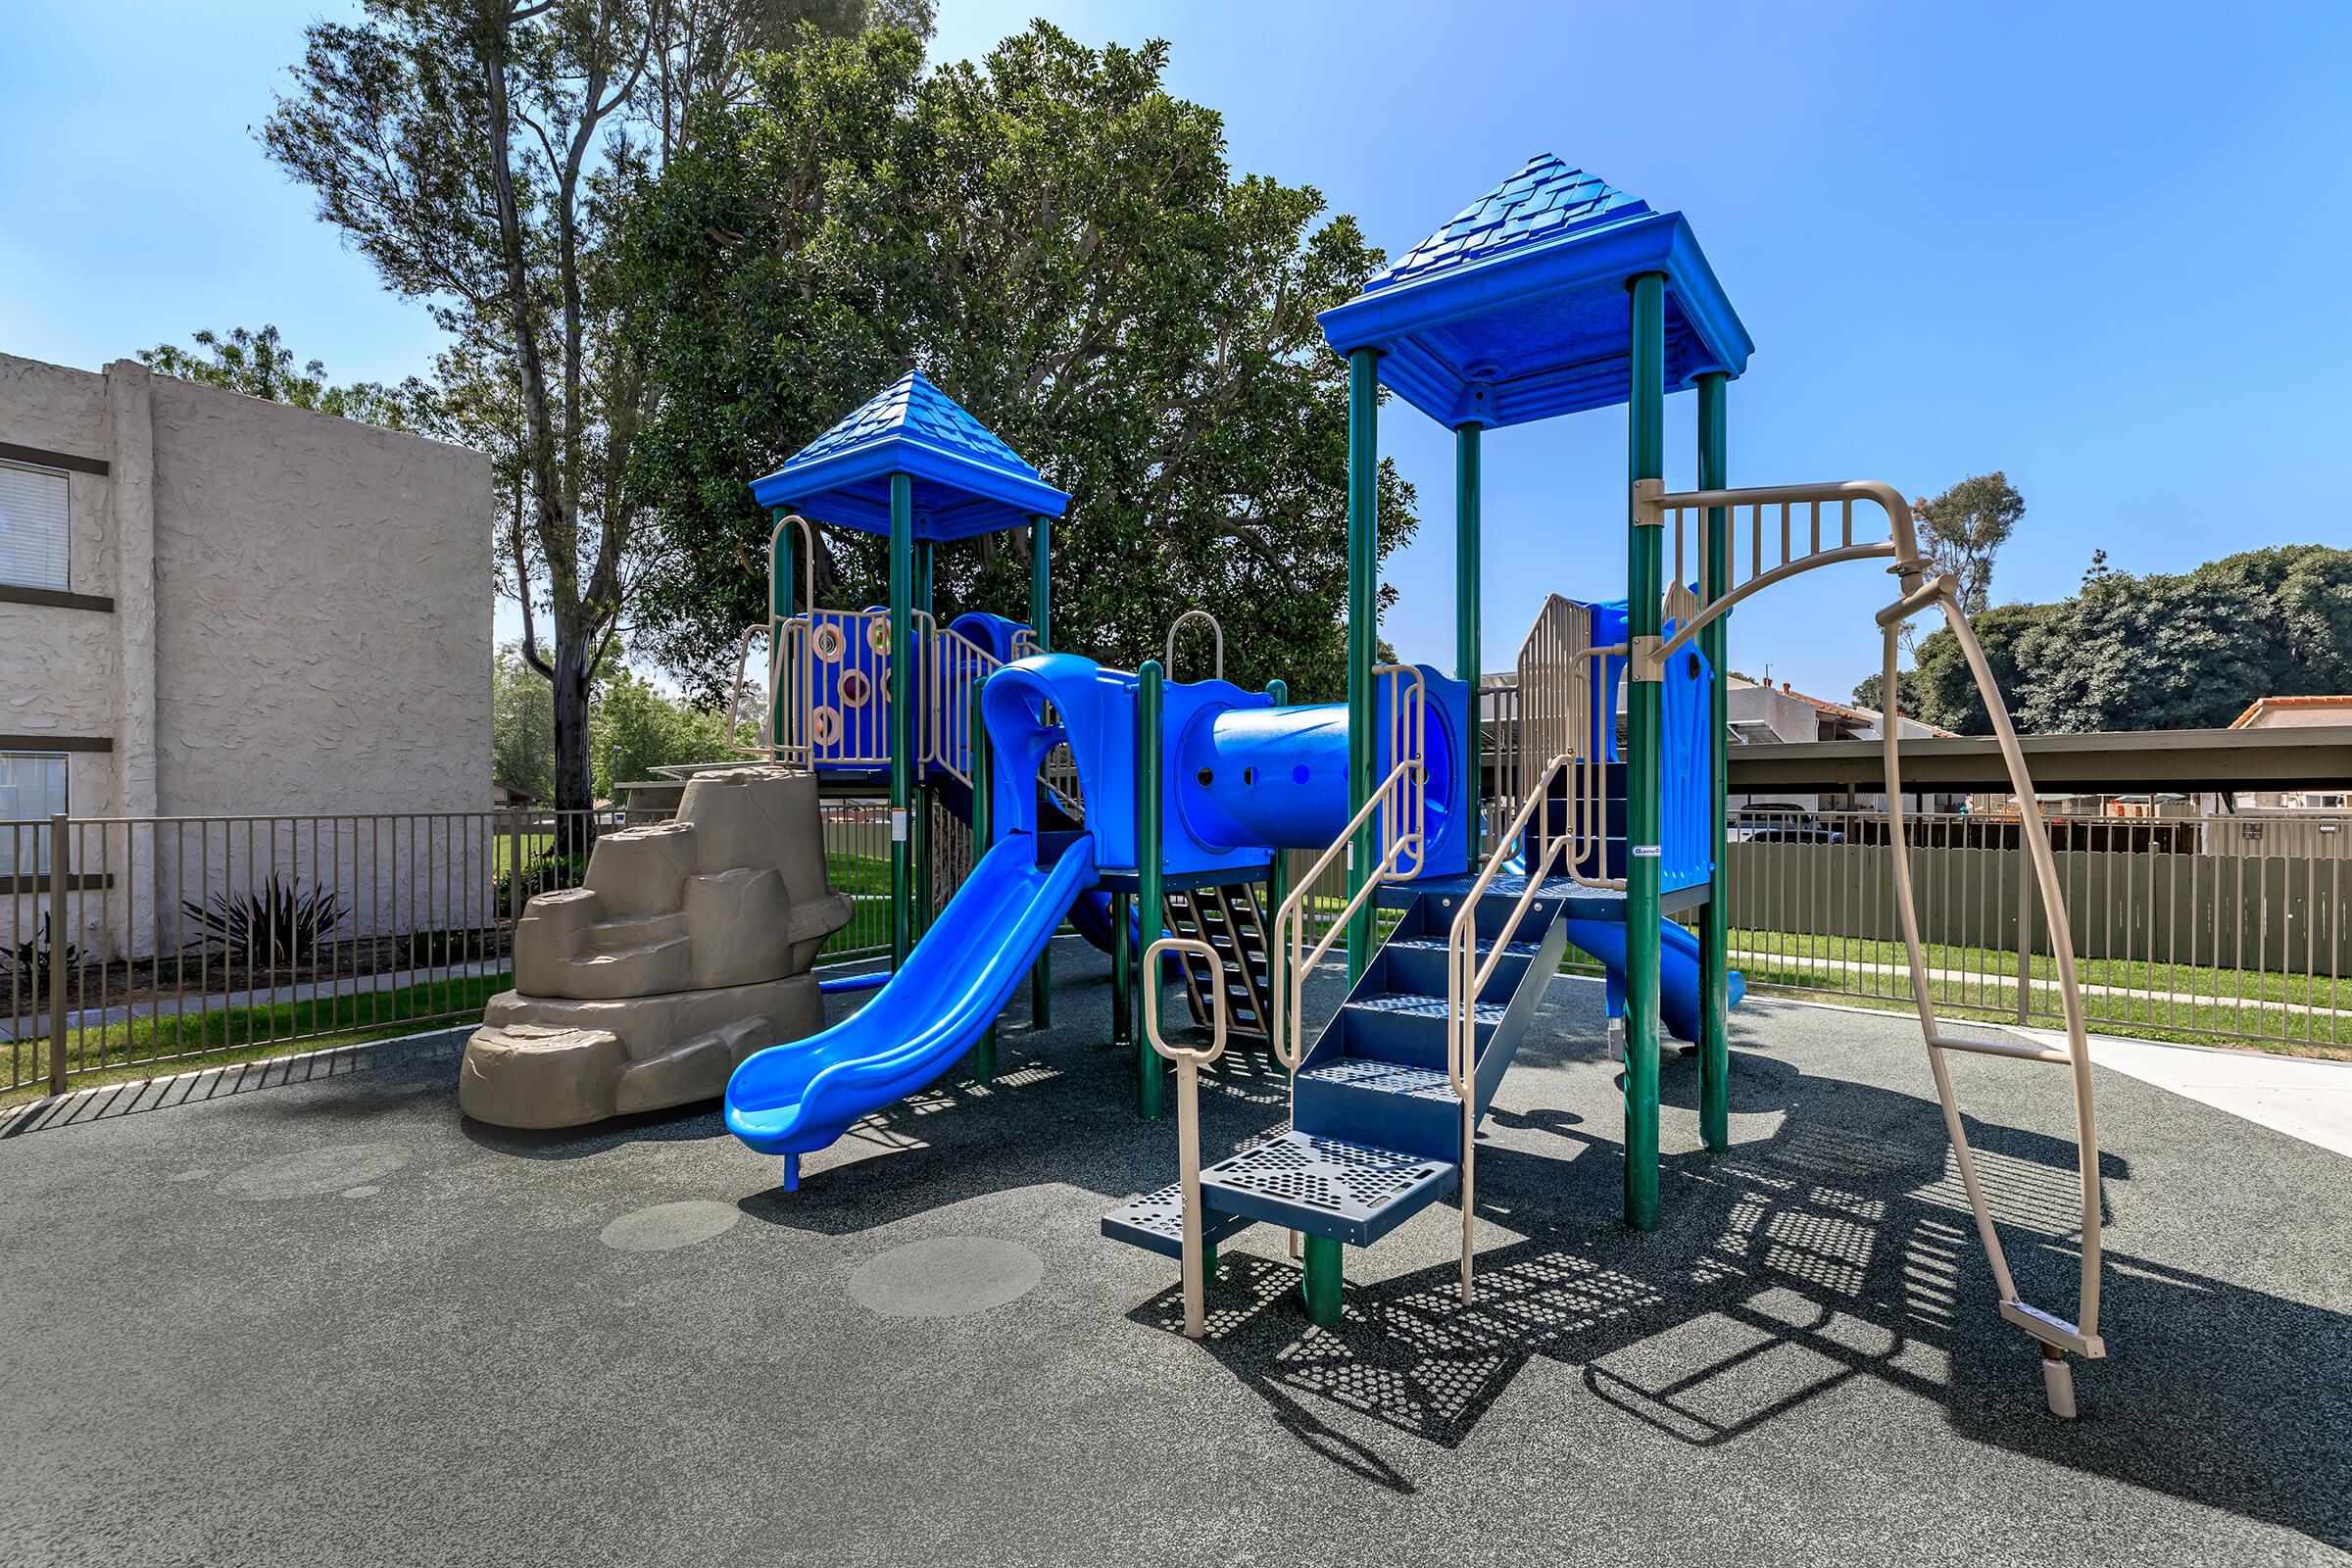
[508,809,523,923]
[2015,827,2034,1025]
[48,812,69,1097]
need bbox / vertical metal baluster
[49,815,70,1095]
[9,824,22,1090]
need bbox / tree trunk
[551,631,596,856]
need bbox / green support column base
[974,1025,997,1086]
[1137,1034,1164,1122]
[1111,892,1132,1044]
[1301,1235,1344,1326]
[1202,1242,1219,1281]
[1031,953,1052,1029]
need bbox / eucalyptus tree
[264,0,929,831]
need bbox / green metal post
[1455,423,1482,871]
[1697,372,1732,1153]
[888,473,914,968]
[1345,347,1379,984]
[1301,1235,1343,1327]
[1624,272,1668,1232]
[1262,678,1289,1054]
[1029,514,1053,1030]
[912,538,935,938]
[1029,514,1052,649]
[1137,660,1165,1121]
[1111,890,1132,1043]
[970,678,996,1084]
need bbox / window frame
[0,750,70,876]
[0,455,73,595]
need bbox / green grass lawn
[1723,927,2348,1056]
[4,969,515,1108]
[492,833,557,877]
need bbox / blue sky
[5,2,2347,701]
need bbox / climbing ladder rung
[1167,882,1272,1042]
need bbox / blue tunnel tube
[1170,688,1466,869]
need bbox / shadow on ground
[1119,1041,2346,1549]
[14,948,2345,1552]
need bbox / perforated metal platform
[1348,993,1506,1024]
[1296,1057,1458,1102]
[1199,1130,1459,1246]
[1100,1182,1256,1261]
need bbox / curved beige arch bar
[1635,476,2104,1418]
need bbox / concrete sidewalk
[1748,993,2352,1159]
[2047,1027,2352,1158]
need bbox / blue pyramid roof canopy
[749,370,1069,541]
[1317,156,1752,429]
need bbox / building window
[0,459,71,592]
[0,753,68,875]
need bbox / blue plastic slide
[725,832,1098,1185]
[1557,915,1745,1043]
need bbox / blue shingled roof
[749,370,1068,540]
[1319,155,1753,429]
[1365,156,1647,296]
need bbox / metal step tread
[1100,1182,1256,1260]
[1297,1056,1457,1102]
[1199,1129,1458,1246]
[1382,936,1541,958]
[1347,992,1506,1024]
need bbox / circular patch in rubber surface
[847,1236,1043,1318]
[600,1200,742,1252]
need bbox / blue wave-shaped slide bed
[725,833,1097,1187]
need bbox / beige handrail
[1164,610,1224,684]
[743,514,821,766]
[1569,643,1628,891]
[1144,934,1230,1339]
[1445,752,1573,1303]
[1265,665,1430,1075]
[725,621,773,759]
[1268,756,1425,1072]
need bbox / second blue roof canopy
[750,370,1070,541]
[1317,155,1753,429]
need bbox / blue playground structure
[722,155,2111,1417]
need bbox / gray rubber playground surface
[2,939,2346,1567]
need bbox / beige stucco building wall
[142,369,491,815]
[1,352,494,958]
[0,351,492,817]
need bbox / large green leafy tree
[621,24,1417,702]
[1859,547,2352,734]
[496,641,754,800]
[2011,545,2352,733]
